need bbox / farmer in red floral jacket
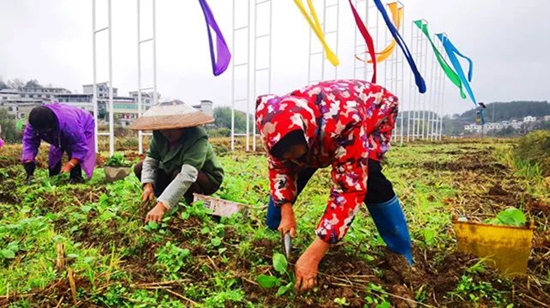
[256,79,413,292]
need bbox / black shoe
[69,177,84,184]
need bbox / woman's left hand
[295,237,330,292]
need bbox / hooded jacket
[255,79,399,244]
[141,126,224,209]
[21,103,96,178]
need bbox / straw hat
[129,99,214,130]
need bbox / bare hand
[278,203,296,238]
[142,183,155,202]
[61,163,73,174]
[295,238,330,292]
[145,202,167,224]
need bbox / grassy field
[0,138,549,307]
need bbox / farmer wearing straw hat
[130,99,224,224]
[21,103,96,184]
[256,79,413,292]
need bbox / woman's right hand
[142,183,155,202]
[278,202,297,238]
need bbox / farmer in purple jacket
[21,103,96,184]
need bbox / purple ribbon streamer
[198,0,231,76]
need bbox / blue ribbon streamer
[373,0,426,93]
[198,0,232,76]
[436,33,476,106]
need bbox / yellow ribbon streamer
[355,2,402,64]
[294,0,340,66]
[372,3,402,63]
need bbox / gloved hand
[23,161,36,178]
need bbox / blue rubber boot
[266,196,281,230]
[367,195,413,264]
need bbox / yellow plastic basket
[453,219,534,277]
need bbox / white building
[484,122,504,131]
[129,91,155,112]
[523,116,536,123]
[544,115,550,121]
[464,123,482,133]
[19,87,70,101]
[83,82,118,98]
[0,98,43,119]
[192,100,214,117]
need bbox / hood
[255,92,319,155]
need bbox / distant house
[464,123,482,133]
[192,100,213,117]
[523,115,536,123]
[544,115,550,121]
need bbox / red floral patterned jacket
[255,80,399,244]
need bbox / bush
[514,130,550,175]
[0,109,21,143]
[207,127,231,138]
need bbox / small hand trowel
[282,232,291,259]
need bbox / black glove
[23,161,36,178]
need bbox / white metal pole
[92,0,99,153]
[153,0,158,108]
[399,2,405,145]
[246,0,251,151]
[253,0,257,152]
[231,0,235,151]
[108,0,114,156]
[137,0,143,154]
[321,0,326,81]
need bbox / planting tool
[193,193,247,217]
[282,232,291,259]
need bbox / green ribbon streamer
[413,20,466,99]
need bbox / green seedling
[257,252,295,297]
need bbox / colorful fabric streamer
[198,0,231,76]
[348,0,377,82]
[373,0,426,93]
[413,20,465,99]
[294,0,339,66]
[363,2,403,64]
[436,33,476,106]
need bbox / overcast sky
[1,0,549,116]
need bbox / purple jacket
[22,103,96,178]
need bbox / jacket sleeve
[141,156,159,186]
[268,157,299,207]
[315,124,369,244]
[157,138,208,209]
[21,125,41,162]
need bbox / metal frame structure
[308,0,339,84]
[92,0,114,155]
[353,0,378,81]
[136,0,157,154]
[384,2,405,145]
[231,0,272,151]
[433,33,447,141]
[407,19,428,141]
[231,0,251,151]
[252,0,273,151]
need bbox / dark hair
[270,129,307,159]
[29,106,57,131]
